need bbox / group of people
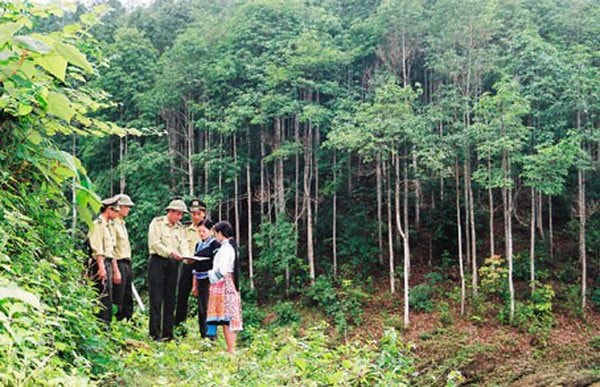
[87,195,243,353]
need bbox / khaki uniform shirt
[184,223,202,257]
[112,217,131,260]
[148,216,189,258]
[88,215,115,258]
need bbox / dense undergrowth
[109,315,416,386]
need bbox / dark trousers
[148,255,177,340]
[113,259,133,321]
[174,262,195,326]
[90,258,113,323]
[196,278,211,337]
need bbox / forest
[0,0,598,385]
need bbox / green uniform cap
[189,198,207,212]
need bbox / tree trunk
[187,103,194,196]
[537,190,544,239]
[455,159,466,316]
[549,196,554,260]
[204,129,209,194]
[119,135,126,194]
[403,150,409,272]
[468,157,478,297]
[347,152,352,195]
[463,160,471,275]
[275,118,285,215]
[292,116,300,294]
[110,136,114,195]
[71,134,77,240]
[377,153,384,265]
[502,148,515,322]
[395,154,410,329]
[218,133,223,219]
[260,126,266,219]
[579,167,586,311]
[488,157,495,258]
[246,129,254,290]
[333,152,338,281]
[233,134,240,243]
[304,117,315,285]
[384,160,395,295]
[413,153,421,229]
[314,101,320,228]
[530,187,536,295]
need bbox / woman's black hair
[200,218,215,230]
[213,221,234,238]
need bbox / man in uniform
[147,199,189,341]
[88,196,121,323]
[112,194,135,321]
[174,198,207,329]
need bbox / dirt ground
[348,279,600,386]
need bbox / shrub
[273,301,301,326]
[591,288,600,310]
[438,301,454,327]
[499,283,555,346]
[479,255,508,300]
[305,277,367,332]
[410,283,435,312]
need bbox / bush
[410,283,435,313]
[479,255,508,300]
[438,301,454,327]
[499,283,555,346]
[305,277,367,332]
[591,288,600,310]
[273,301,301,326]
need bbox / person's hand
[171,251,183,261]
[113,268,122,285]
[184,259,194,265]
[97,265,107,284]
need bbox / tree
[473,78,530,322]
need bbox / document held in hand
[181,256,210,261]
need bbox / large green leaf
[12,35,51,54]
[0,22,23,45]
[0,284,42,310]
[35,54,68,82]
[46,91,76,122]
[54,41,93,73]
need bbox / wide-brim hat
[117,194,135,207]
[101,195,120,210]
[189,198,207,212]
[165,199,188,213]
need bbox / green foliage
[479,255,508,298]
[273,301,300,326]
[438,301,454,327]
[254,216,306,296]
[0,3,140,384]
[117,322,415,385]
[409,272,443,313]
[410,284,435,313]
[499,283,555,346]
[592,288,600,310]
[305,276,367,332]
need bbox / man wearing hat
[147,198,190,341]
[112,194,135,321]
[87,195,121,323]
[175,198,207,329]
